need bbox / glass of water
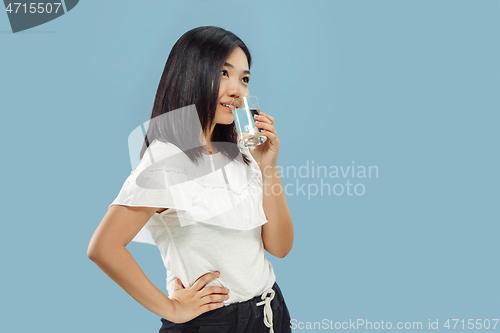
[230,96,267,148]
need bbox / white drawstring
[256,288,275,333]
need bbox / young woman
[87,26,294,333]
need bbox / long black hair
[140,26,252,166]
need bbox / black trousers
[159,281,292,333]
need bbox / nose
[226,77,245,99]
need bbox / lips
[220,103,232,110]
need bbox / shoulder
[137,139,193,173]
[143,139,183,160]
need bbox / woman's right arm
[87,205,228,323]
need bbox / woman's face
[213,47,250,125]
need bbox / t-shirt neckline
[202,151,221,157]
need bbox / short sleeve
[108,139,198,245]
[109,151,195,211]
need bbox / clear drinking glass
[230,96,267,148]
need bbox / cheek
[217,81,227,98]
[243,86,249,95]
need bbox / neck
[201,123,217,154]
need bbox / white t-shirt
[109,139,276,305]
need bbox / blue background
[1,0,499,332]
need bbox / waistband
[161,281,284,331]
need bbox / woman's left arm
[250,112,294,258]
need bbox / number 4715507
[444,319,499,330]
[5,3,62,14]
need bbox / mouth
[220,103,232,110]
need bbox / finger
[256,121,277,137]
[254,120,275,134]
[200,301,225,314]
[192,271,220,291]
[254,113,272,125]
[200,293,229,304]
[199,286,229,297]
[261,129,279,145]
[175,278,185,290]
[258,112,274,125]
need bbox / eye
[242,76,250,84]
[220,69,228,77]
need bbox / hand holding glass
[230,96,267,148]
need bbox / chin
[219,117,235,125]
[215,111,235,125]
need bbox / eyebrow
[224,62,250,75]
